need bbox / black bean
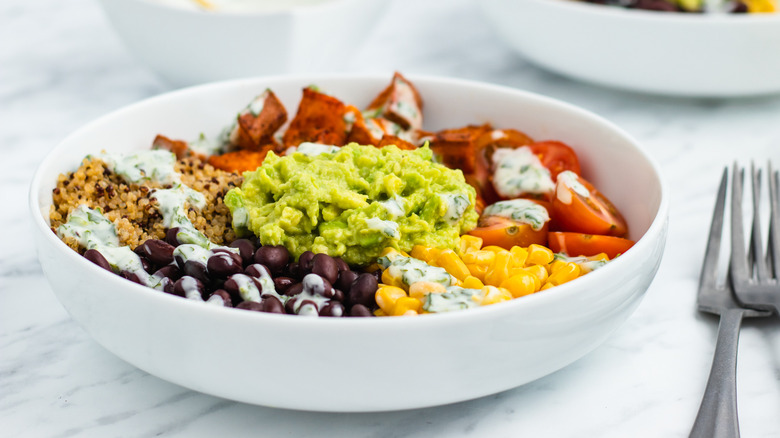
[285,282,304,296]
[159,277,175,295]
[137,239,175,266]
[165,227,182,247]
[84,249,112,272]
[245,263,271,279]
[209,289,232,307]
[349,304,374,317]
[121,270,144,285]
[319,301,345,317]
[296,299,319,315]
[236,301,264,312]
[331,289,344,302]
[336,270,359,294]
[154,265,182,282]
[254,245,290,274]
[273,276,296,293]
[229,239,256,266]
[207,251,242,278]
[139,256,154,274]
[173,276,205,299]
[349,273,378,308]
[298,251,315,271]
[261,296,285,314]
[285,297,297,314]
[303,273,334,297]
[311,253,339,284]
[370,268,382,283]
[287,262,303,279]
[334,257,349,273]
[183,260,209,284]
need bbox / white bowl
[30,74,668,412]
[97,0,388,87]
[479,0,780,97]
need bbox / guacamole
[224,143,478,265]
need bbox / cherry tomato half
[551,173,628,237]
[548,232,635,259]
[528,141,581,180]
[468,216,549,249]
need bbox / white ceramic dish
[97,0,388,87]
[30,74,668,412]
[479,0,780,97]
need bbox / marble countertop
[2,0,780,436]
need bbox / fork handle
[690,309,744,438]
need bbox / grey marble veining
[2,0,780,437]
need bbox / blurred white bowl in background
[479,0,780,97]
[98,0,388,87]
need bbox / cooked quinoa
[50,156,243,251]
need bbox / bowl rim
[113,0,381,17]
[29,72,669,330]
[532,0,780,23]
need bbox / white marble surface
[2,0,780,436]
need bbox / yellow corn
[375,285,408,314]
[462,250,495,265]
[510,246,528,268]
[500,272,538,298]
[381,269,406,289]
[478,285,513,305]
[467,263,489,282]
[745,0,776,12]
[547,262,581,286]
[380,247,400,258]
[393,297,423,316]
[485,250,513,286]
[522,264,549,285]
[482,245,507,254]
[409,281,447,300]
[436,249,471,281]
[526,244,554,266]
[459,235,483,255]
[462,275,484,290]
[410,245,441,264]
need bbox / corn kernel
[547,262,581,286]
[410,245,441,264]
[467,263,489,282]
[402,310,419,316]
[409,281,447,300]
[540,282,555,291]
[479,285,513,305]
[462,275,484,289]
[381,269,406,289]
[482,245,507,254]
[374,308,387,317]
[509,246,528,268]
[393,297,423,316]
[459,235,483,255]
[485,250,513,286]
[380,247,400,258]
[500,272,538,298]
[462,250,495,266]
[436,249,471,281]
[526,244,554,266]
[375,285,408,314]
[522,264,549,285]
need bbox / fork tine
[730,163,751,285]
[700,167,728,290]
[749,163,769,282]
[768,162,780,279]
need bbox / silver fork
[690,168,772,438]
[730,162,780,315]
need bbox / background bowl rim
[526,0,780,23]
[29,72,669,329]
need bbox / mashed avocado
[224,143,478,265]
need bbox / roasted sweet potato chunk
[152,134,208,161]
[236,90,287,150]
[378,134,417,150]
[367,72,423,131]
[429,124,493,174]
[207,146,273,173]
[282,87,348,148]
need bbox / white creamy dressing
[490,130,506,141]
[378,253,454,288]
[491,147,555,198]
[343,110,357,133]
[188,133,224,157]
[439,193,470,225]
[423,286,481,313]
[482,199,550,231]
[377,196,405,219]
[155,0,336,12]
[173,244,213,266]
[152,184,214,248]
[101,150,180,185]
[57,206,162,288]
[553,253,609,274]
[555,170,590,205]
[365,118,386,141]
[230,273,263,302]
[294,142,341,156]
[293,273,334,316]
[364,217,400,239]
